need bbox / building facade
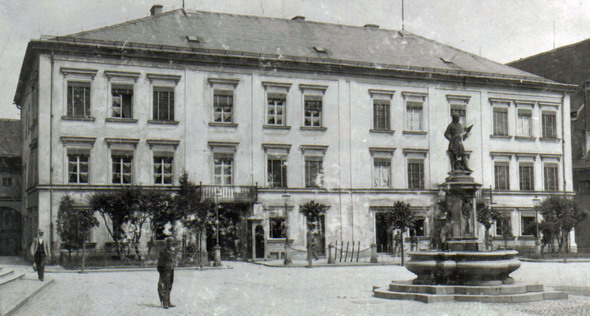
[14,7,575,260]
[509,41,590,252]
[0,119,23,256]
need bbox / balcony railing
[197,184,258,204]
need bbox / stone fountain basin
[405,250,521,286]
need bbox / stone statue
[444,113,473,172]
[461,197,473,234]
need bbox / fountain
[373,114,568,303]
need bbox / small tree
[56,195,99,271]
[299,200,329,264]
[176,172,212,267]
[476,202,501,250]
[539,196,588,262]
[384,201,416,265]
[147,191,177,257]
[127,188,174,262]
[89,190,133,257]
[299,200,329,223]
[540,220,559,255]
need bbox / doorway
[0,207,22,256]
[254,224,265,259]
[307,215,326,256]
[375,212,392,253]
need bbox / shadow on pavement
[138,302,163,309]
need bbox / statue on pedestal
[444,113,473,172]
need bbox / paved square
[12,261,590,315]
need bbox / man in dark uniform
[30,230,51,281]
[157,237,176,309]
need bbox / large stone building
[0,119,23,256]
[13,6,576,260]
[509,41,590,252]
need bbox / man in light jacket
[30,230,51,281]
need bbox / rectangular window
[494,163,510,190]
[373,99,390,130]
[112,155,132,184]
[519,164,534,191]
[267,158,287,188]
[153,88,175,121]
[214,154,233,185]
[410,218,426,237]
[578,180,590,194]
[68,154,89,184]
[269,217,286,239]
[493,108,508,136]
[521,216,536,236]
[450,107,466,126]
[405,101,423,131]
[542,112,557,138]
[305,157,323,188]
[304,96,322,127]
[373,159,391,188]
[111,86,133,118]
[544,164,559,191]
[213,90,233,123]
[267,94,286,125]
[517,110,532,137]
[407,160,424,189]
[154,156,173,185]
[67,82,91,118]
[495,215,511,236]
[2,177,13,187]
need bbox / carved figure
[444,113,473,172]
[461,197,473,234]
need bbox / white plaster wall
[28,52,575,256]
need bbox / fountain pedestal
[440,171,481,251]
[373,171,568,303]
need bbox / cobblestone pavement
[12,261,590,316]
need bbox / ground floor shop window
[269,217,286,239]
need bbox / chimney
[150,5,163,16]
[291,16,305,21]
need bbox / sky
[2,0,590,119]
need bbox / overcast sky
[2,0,590,119]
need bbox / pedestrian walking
[157,237,176,309]
[30,230,51,281]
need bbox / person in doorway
[30,230,51,281]
[410,233,418,251]
[306,227,319,268]
[157,237,176,309]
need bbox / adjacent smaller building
[0,119,22,256]
[509,42,590,252]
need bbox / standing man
[157,237,176,309]
[30,230,50,281]
[393,230,402,257]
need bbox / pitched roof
[508,39,590,88]
[0,119,21,157]
[63,9,541,81]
